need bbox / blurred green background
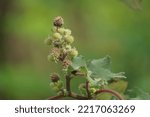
[0,0,150,99]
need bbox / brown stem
[47,95,64,100]
[48,92,89,100]
[85,81,91,98]
[70,92,89,100]
[66,74,72,95]
[95,89,124,100]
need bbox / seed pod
[62,59,72,69]
[50,73,60,82]
[64,29,71,35]
[65,45,72,50]
[51,47,61,59]
[53,32,62,40]
[53,16,64,27]
[65,35,74,44]
[58,28,65,35]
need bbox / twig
[70,92,89,100]
[48,92,89,100]
[47,95,64,100]
[95,89,124,100]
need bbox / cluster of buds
[49,73,63,93]
[45,16,78,69]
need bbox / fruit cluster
[45,16,78,70]
[45,16,79,95]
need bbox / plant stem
[95,89,124,100]
[70,92,89,100]
[48,91,89,100]
[47,95,64,100]
[66,74,72,96]
[85,81,91,98]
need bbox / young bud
[50,82,54,87]
[65,35,74,44]
[44,38,52,45]
[56,80,63,89]
[52,86,60,92]
[62,59,72,69]
[65,45,72,50]
[53,16,64,27]
[53,32,62,40]
[64,29,71,35]
[70,48,78,57]
[58,28,65,35]
[89,88,96,94]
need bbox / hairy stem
[95,89,124,100]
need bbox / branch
[70,92,89,100]
[95,89,124,100]
[48,91,90,100]
[47,94,64,100]
[85,81,91,98]
[66,74,72,95]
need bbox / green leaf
[136,90,150,100]
[86,71,98,86]
[94,80,128,100]
[128,89,150,100]
[87,56,126,81]
[88,55,111,69]
[71,56,86,70]
[94,93,112,100]
[108,80,128,93]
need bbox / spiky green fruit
[64,29,71,35]
[58,28,65,35]
[70,48,78,57]
[65,35,74,44]
[53,32,62,40]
